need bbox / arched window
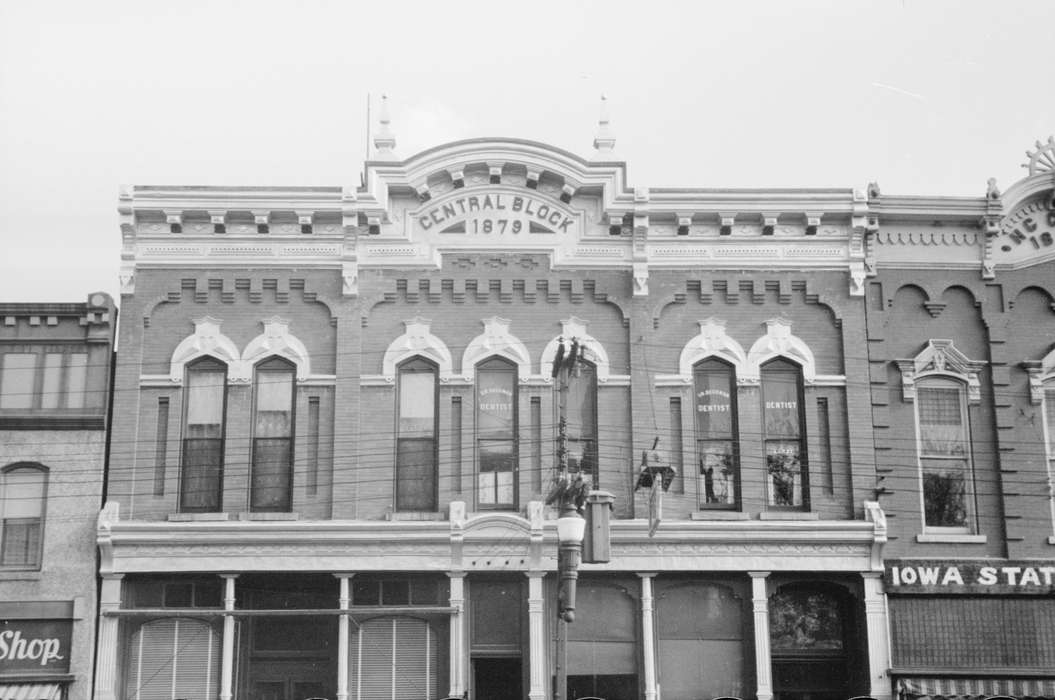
[251,357,296,512]
[1,464,47,569]
[397,358,438,511]
[916,377,973,529]
[124,618,221,700]
[656,580,747,700]
[694,359,739,508]
[348,616,444,700]
[476,357,517,509]
[180,356,228,512]
[567,361,598,484]
[761,358,808,509]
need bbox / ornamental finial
[592,94,617,159]
[374,94,397,160]
[1022,135,1055,175]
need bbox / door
[473,657,522,700]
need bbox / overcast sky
[1,0,1052,303]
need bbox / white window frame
[0,463,48,570]
[1023,346,1055,541]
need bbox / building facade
[94,112,1055,700]
[0,293,117,700]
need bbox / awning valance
[0,684,64,700]
[899,677,1055,700]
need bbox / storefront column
[336,574,353,700]
[750,572,773,700]
[862,572,893,700]
[92,573,123,700]
[526,571,547,700]
[220,574,238,700]
[639,573,658,700]
[448,572,466,698]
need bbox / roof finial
[592,94,617,160]
[373,94,397,160]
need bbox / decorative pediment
[1022,344,1055,404]
[677,318,747,378]
[895,339,985,403]
[242,317,311,381]
[540,317,611,382]
[168,317,240,382]
[381,317,454,381]
[461,317,531,379]
[744,318,817,384]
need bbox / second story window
[476,357,517,509]
[695,359,739,508]
[251,357,296,512]
[761,358,808,509]
[0,348,90,411]
[397,357,438,511]
[180,357,227,513]
[0,464,46,569]
[566,361,598,485]
[917,378,972,529]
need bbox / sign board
[884,559,1055,595]
[0,619,72,673]
[415,189,582,238]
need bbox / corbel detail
[118,187,136,294]
[632,187,649,296]
[980,177,1004,280]
[1023,346,1055,404]
[719,213,736,236]
[849,189,878,296]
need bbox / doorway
[473,657,522,700]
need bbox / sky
[1,0,1053,303]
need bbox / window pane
[770,589,845,652]
[2,469,45,517]
[568,438,597,476]
[922,460,968,527]
[478,440,514,506]
[477,362,515,436]
[767,441,803,507]
[567,364,597,441]
[399,368,435,436]
[251,438,292,510]
[254,369,293,437]
[694,363,734,437]
[763,369,801,438]
[918,386,967,456]
[65,353,88,409]
[699,440,736,505]
[397,438,436,510]
[41,353,63,409]
[1,353,36,409]
[186,367,225,432]
[182,361,226,512]
[251,363,294,512]
[1,518,41,567]
[181,439,222,511]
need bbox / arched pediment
[242,317,311,381]
[169,317,240,382]
[678,318,747,378]
[540,317,611,382]
[381,317,454,381]
[744,318,816,383]
[461,317,531,378]
[460,512,532,540]
[895,339,985,404]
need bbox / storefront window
[761,358,808,509]
[477,357,517,509]
[348,616,446,700]
[656,580,747,700]
[124,618,221,700]
[566,580,638,700]
[694,359,739,508]
[396,357,438,511]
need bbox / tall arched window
[761,358,808,509]
[251,357,296,512]
[180,356,228,512]
[397,358,438,511]
[916,377,973,529]
[1,464,47,569]
[694,359,739,508]
[567,361,598,485]
[476,357,517,509]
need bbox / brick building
[93,105,1054,700]
[0,293,116,700]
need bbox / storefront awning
[0,684,64,700]
[899,677,1055,700]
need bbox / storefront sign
[417,191,579,236]
[0,620,71,673]
[885,559,1055,595]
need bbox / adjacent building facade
[93,113,1055,700]
[0,293,116,700]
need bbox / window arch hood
[382,317,453,381]
[540,317,611,382]
[168,317,239,382]
[242,317,311,381]
[897,339,985,404]
[678,318,747,378]
[461,317,531,378]
[745,318,816,384]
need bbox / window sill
[0,570,42,581]
[387,512,445,521]
[916,533,987,544]
[238,512,299,521]
[168,513,232,522]
[759,511,819,521]
[691,511,750,520]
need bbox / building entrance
[473,657,522,700]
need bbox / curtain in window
[397,360,437,511]
[251,360,295,511]
[695,360,738,507]
[181,359,226,512]
[656,582,745,700]
[348,617,442,700]
[124,618,220,700]
[0,468,45,567]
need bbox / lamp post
[554,503,585,700]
